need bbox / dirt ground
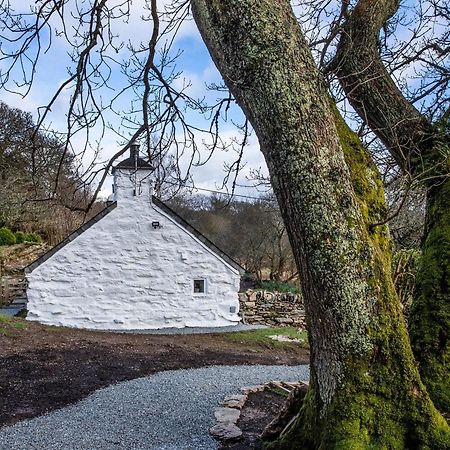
[0,318,309,428]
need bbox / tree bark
[191,0,450,447]
[332,0,450,412]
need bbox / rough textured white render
[26,166,241,330]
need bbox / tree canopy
[0,101,99,243]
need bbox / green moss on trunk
[333,0,450,409]
[268,361,450,449]
[410,177,450,412]
[331,104,390,253]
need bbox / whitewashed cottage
[25,144,243,330]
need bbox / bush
[24,232,42,244]
[14,231,26,243]
[0,227,16,246]
[258,280,300,294]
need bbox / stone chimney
[130,141,139,162]
[112,142,154,203]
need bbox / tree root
[262,382,308,442]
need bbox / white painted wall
[26,167,241,330]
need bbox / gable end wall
[26,201,241,330]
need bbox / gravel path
[0,365,309,450]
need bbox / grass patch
[0,327,13,336]
[224,327,308,349]
[0,315,27,335]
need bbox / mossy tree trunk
[332,0,450,412]
[409,178,450,412]
[190,0,450,447]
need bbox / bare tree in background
[168,193,296,281]
[0,101,100,243]
[0,0,250,209]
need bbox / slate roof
[112,156,153,172]
[25,197,244,274]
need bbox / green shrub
[0,227,16,246]
[24,232,42,244]
[258,280,300,294]
[15,231,26,243]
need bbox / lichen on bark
[267,113,450,449]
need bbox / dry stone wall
[238,290,306,328]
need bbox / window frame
[193,278,206,295]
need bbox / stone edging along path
[209,380,309,444]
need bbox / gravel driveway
[0,364,309,450]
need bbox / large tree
[190,0,449,447]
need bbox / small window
[193,279,205,294]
